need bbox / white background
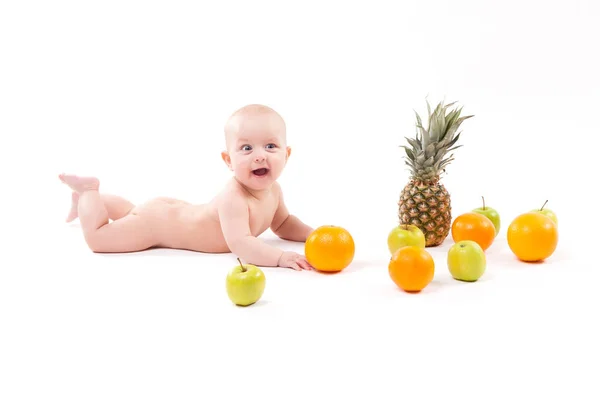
[1,0,598,399]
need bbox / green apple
[447,240,486,282]
[472,196,501,237]
[531,200,558,225]
[387,224,425,255]
[226,258,266,306]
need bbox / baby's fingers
[298,258,314,270]
[290,262,302,271]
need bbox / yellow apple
[226,258,266,306]
[387,224,425,255]
[531,200,558,225]
[472,196,501,237]
[447,240,486,282]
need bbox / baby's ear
[286,146,292,160]
[221,151,233,170]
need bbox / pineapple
[398,100,473,247]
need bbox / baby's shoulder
[213,179,249,206]
[270,180,282,194]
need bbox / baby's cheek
[233,158,248,168]
[276,157,288,168]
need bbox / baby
[59,104,315,271]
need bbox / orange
[507,212,558,262]
[388,246,435,292]
[451,212,496,251]
[305,225,355,272]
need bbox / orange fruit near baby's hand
[507,212,558,262]
[451,212,496,251]
[388,246,435,292]
[305,225,355,272]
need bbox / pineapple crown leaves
[401,99,474,180]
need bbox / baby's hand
[278,251,313,271]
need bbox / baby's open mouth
[252,168,269,176]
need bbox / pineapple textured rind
[398,100,473,247]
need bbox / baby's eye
[265,143,277,149]
[241,145,252,151]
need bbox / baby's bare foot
[59,173,100,194]
[66,191,79,222]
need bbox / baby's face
[222,112,290,191]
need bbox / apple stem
[540,200,548,211]
[481,196,486,210]
[237,257,247,272]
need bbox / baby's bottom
[60,174,165,253]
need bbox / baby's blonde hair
[224,104,286,149]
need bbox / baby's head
[221,104,291,191]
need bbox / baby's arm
[217,190,312,270]
[218,194,283,267]
[270,186,314,242]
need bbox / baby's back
[133,197,230,252]
[133,179,280,254]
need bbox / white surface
[1,0,598,399]
[2,224,597,399]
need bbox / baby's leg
[80,213,158,253]
[102,194,135,220]
[66,192,134,222]
[59,174,158,252]
[66,191,80,222]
